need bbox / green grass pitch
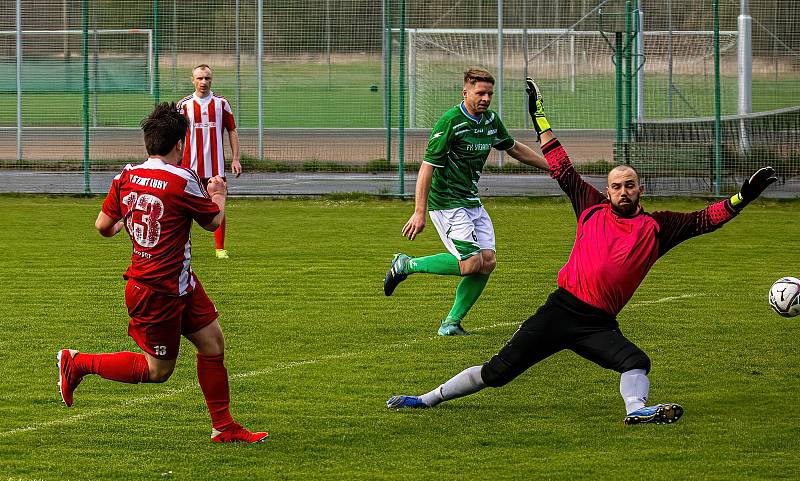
[0,194,799,480]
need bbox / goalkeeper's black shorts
[481,288,651,387]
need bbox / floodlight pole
[738,0,752,154]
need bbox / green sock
[406,253,461,276]
[445,274,490,324]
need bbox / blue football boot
[624,403,684,425]
[386,395,428,409]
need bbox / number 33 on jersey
[101,158,222,296]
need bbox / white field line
[1,359,329,439]
[631,293,699,306]
[0,295,694,438]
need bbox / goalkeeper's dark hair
[464,67,495,86]
[140,102,188,156]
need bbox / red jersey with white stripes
[178,91,236,178]
[101,158,221,296]
[543,139,739,316]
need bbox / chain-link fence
[0,0,798,196]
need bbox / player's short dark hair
[140,102,188,156]
[464,68,495,86]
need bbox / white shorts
[429,206,496,261]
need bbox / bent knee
[197,338,225,357]
[480,257,497,275]
[148,366,175,383]
[481,356,521,388]
[459,253,496,276]
[619,351,651,374]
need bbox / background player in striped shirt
[57,103,267,443]
[386,78,777,425]
[383,68,545,336]
[178,64,241,259]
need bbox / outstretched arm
[654,167,777,255]
[525,77,605,216]
[506,141,547,170]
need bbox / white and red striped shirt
[178,91,236,178]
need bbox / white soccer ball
[768,277,800,318]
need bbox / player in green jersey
[384,68,548,336]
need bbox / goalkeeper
[387,78,777,424]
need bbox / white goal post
[393,27,738,128]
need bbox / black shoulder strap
[580,204,605,226]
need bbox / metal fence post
[15,0,22,161]
[82,0,90,194]
[497,0,504,168]
[153,0,160,103]
[398,0,406,196]
[257,0,263,161]
[383,0,392,166]
[713,0,722,195]
[738,0,752,154]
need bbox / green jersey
[423,102,514,211]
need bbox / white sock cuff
[421,365,485,407]
[620,369,650,415]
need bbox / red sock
[73,352,150,383]
[197,353,235,430]
[214,218,226,250]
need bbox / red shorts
[125,277,219,360]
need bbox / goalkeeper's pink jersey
[101,158,220,296]
[543,139,738,316]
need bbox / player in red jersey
[177,64,241,259]
[387,79,777,425]
[57,103,266,443]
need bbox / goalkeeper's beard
[611,197,640,217]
